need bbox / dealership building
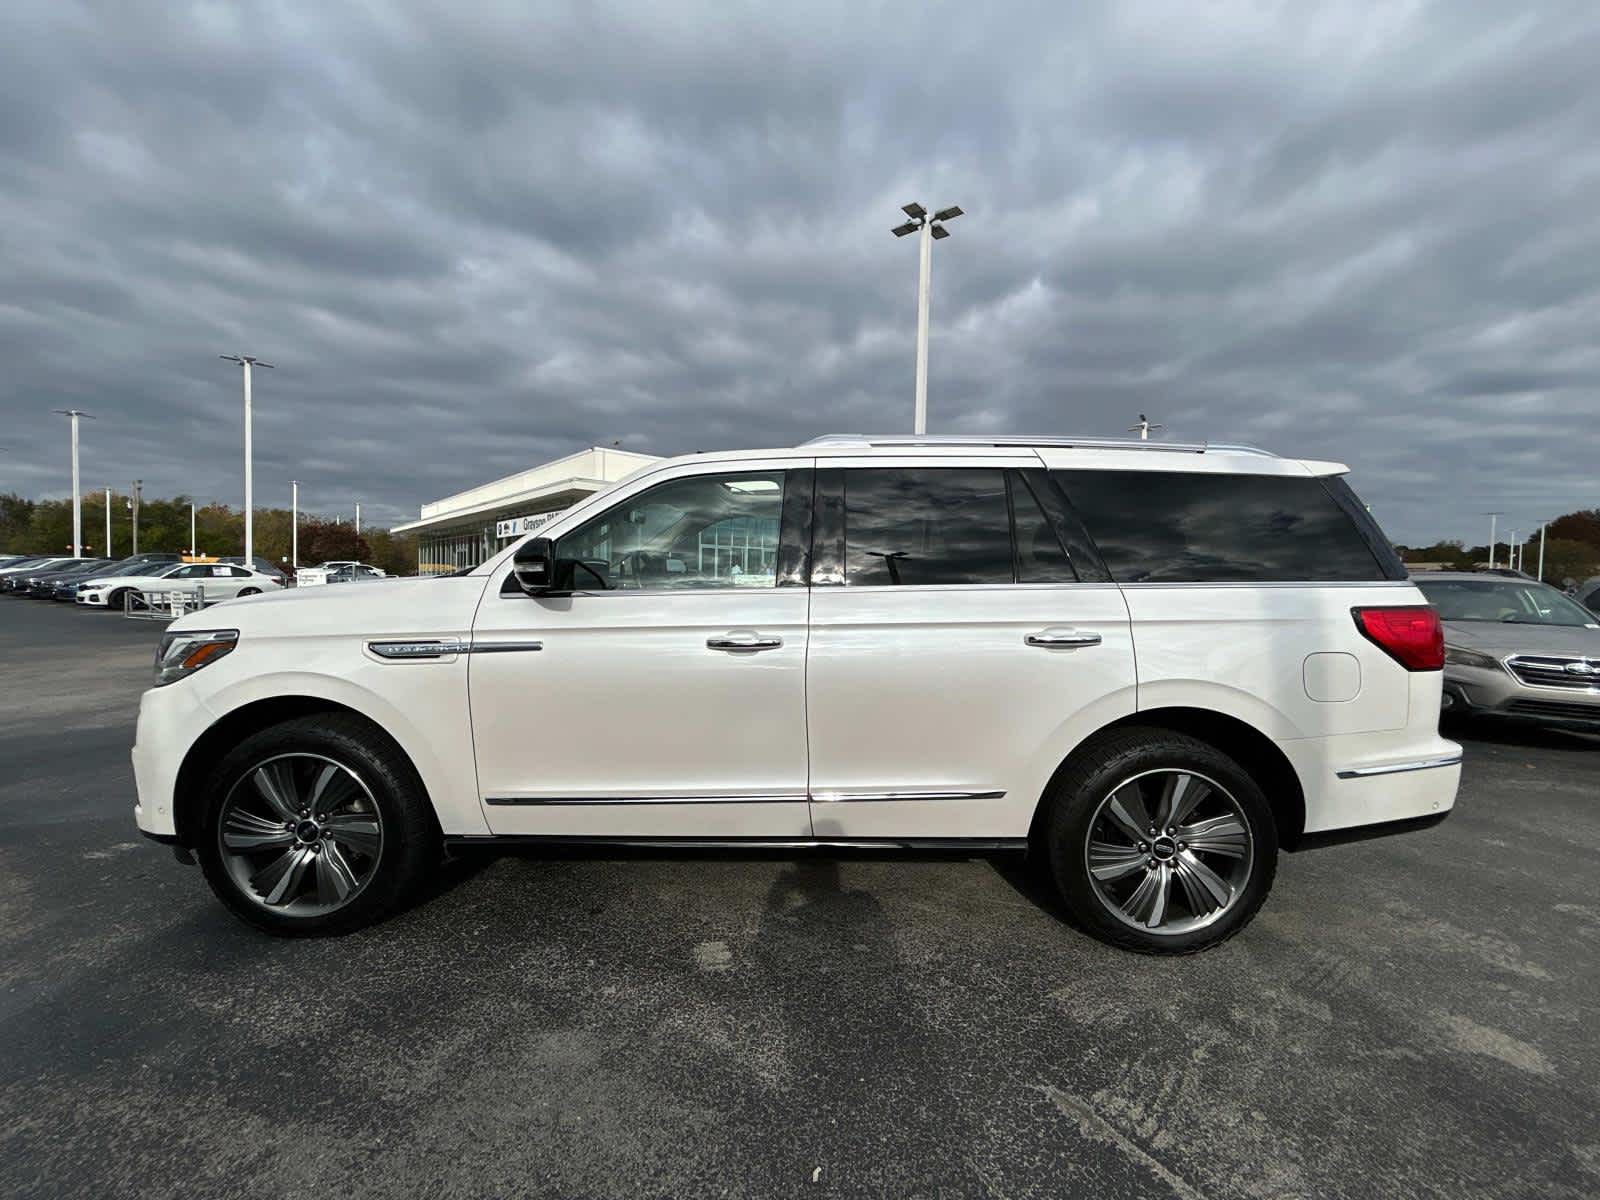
[393,446,660,574]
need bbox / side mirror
[512,537,557,595]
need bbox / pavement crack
[1033,1082,1213,1200]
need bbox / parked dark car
[56,553,186,603]
[22,558,115,597]
[4,558,93,594]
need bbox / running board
[443,835,1029,852]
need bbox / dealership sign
[495,511,562,539]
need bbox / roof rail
[800,434,1278,457]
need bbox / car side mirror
[512,537,557,594]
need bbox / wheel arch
[172,696,432,848]
[1030,706,1308,850]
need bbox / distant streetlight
[1483,512,1502,570]
[892,201,963,435]
[129,479,142,556]
[54,409,95,557]
[219,355,275,565]
[290,480,300,569]
[104,486,112,558]
[355,502,361,539]
[1127,414,1164,441]
[1536,518,1553,582]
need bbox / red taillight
[1352,606,1444,671]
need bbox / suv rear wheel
[1043,728,1277,954]
[195,715,439,935]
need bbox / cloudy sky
[2,0,1597,543]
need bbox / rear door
[804,458,1137,840]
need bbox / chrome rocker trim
[486,789,1007,806]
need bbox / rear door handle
[1026,629,1102,648]
[707,631,784,653]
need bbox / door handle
[707,632,784,652]
[1025,630,1102,648]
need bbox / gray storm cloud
[2,0,1597,542]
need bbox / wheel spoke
[252,762,302,822]
[307,763,345,816]
[222,808,295,852]
[322,814,381,859]
[1121,863,1171,928]
[315,842,360,905]
[1104,785,1153,843]
[1174,850,1232,910]
[253,847,314,906]
[1176,813,1249,858]
[1089,840,1148,882]
[1162,773,1210,830]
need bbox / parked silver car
[1414,572,1600,728]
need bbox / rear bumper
[1282,732,1462,838]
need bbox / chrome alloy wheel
[1083,768,1254,936]
[217,753,385,916]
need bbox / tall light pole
[130,479,142,556]
[1127,414,1164,441]
[54,409,94,557]
[190,502,196,556]
[891,201,963,435]
[1484,512,1502,570]
[1537,518,1551,582]
[104,486,112,558]
[290,480,299,569]
[219,354,274,564]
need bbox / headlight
[155,629,239,687]
[1443,645,1502,672]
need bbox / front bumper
[132,680,217,841]
[1443,663,1600,727]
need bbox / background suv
[132,435,1458,954]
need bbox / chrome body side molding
[1335,753,1463,780]
[368,638,542,660]
[487,789,1005,806]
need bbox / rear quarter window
[1053,469,1401,584]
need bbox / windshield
[1418,578,1599,627]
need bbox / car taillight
[1352,606,1444,671]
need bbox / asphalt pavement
[1,597,1597,1199]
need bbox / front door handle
[707,631,784,653]
[1025,629,1102,648]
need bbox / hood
[1442,619,1600,657]
[168,574,488,638]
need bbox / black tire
[237,587,260,597]
[1042,727,1278,955]
[108,587,134,611]
[196,714,440,936]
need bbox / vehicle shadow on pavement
[1445,718,1600,752]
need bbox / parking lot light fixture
[104,486,111,557]
[219,355,275,564]
[1483,512,1502,570]
[54,410,95,557]
[291,480,299,569]
[892,200,963,435]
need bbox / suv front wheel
[1043,728,1277,954]
[195,715,439,935]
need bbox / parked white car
[132,435,1460,952]
[78,562,282,609]
[295,561,388,587]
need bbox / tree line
[0,492,418,577]
[1395,510,1600,586]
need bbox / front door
[804,461,1137,840]
[469,462,814,838]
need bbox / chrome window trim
[1335,754,1463,780]
[1118,580,1415,590]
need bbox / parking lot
[1,599,1596,1199]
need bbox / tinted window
[1056,470,1386,583]
[556,471,785,590]
[1012,472,1078,583]
[844,468,1012,586]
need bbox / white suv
[132,435,1460,953]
